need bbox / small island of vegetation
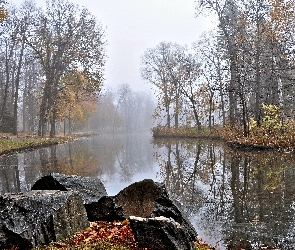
[152,103,295,151]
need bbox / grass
[152,125,222,139]
[0,135,74,155]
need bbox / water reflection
[153,138,295,249]
[1,135,295,249]
[0,133,157,195]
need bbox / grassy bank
[152,122,295,151]
[0,134,75,156]
[152,126,222,139]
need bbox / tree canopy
[0,0,106,136]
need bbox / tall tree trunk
[254,13,262,123]
[208,90,214,131]
[191,98,201,131]
[13,34,26,135]
[218,72,226,126]
[0,40,15,127]
[38,82,50,137]
[174,98,179,129]
[229,49,238,125]
[49,82,58,137]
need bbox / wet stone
[116,179,197,243]
[31,173,107,204]
[129,215,197,250]
[0,190,89,249]
[86,179,198,248]
[85,196,125,221]
[116,179,163,218]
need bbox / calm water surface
[1,133,295,249]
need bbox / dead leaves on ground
[50,220,149,250]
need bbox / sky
[12,0,215,92]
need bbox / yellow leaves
[249,117,257,131]
[0,6,8,22]
[56,70,98,125]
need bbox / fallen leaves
[46,220,150,250]
[195,237,216,250]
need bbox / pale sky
[12,0,215,92]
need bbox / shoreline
[152,127,295,152]
[1,128,294,158]
[0,135,77,157]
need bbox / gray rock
[86,179,198,247]
[116,179,163,218]
[116,179,197,243]
[85,196,125,221]
[31,173,107,204]
[0,190,89,249]
[129,216,196,250]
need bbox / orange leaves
[0,6,8,22]
[51,220,148,249]
[57,70,98,125]
[266,0,295,43]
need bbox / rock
[85,196,125,221]
[85,179,162,221]
[31,173,107,204]
[129,216,196,250]
[86,179,198,248]
[116,179,198,244]
[0,190,89,249]
[116,179,163,217]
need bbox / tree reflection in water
[1,135,295,249]
[153,138,295,250]
[0,133,157,196]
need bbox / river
[0,133,295,249]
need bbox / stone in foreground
[86,179,198,248]
[129,216,196,250]
[116,179,198,244]
[31,173,107,204]
[0,190,89,249]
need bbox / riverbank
[152,125,295,151]
[0,133,76,156]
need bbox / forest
[142,0,295,146]
[0,0,155,137]
[0,0,106,137]
[1,0,295,145]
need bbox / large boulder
[85,196,125,221]
[129,216,196,250]
[84,179,162,221]
[86,179,198,248]
[31,173,107,204]
[0,190,89,249]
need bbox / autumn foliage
[35,220,149,250]
[33,220,214,250]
